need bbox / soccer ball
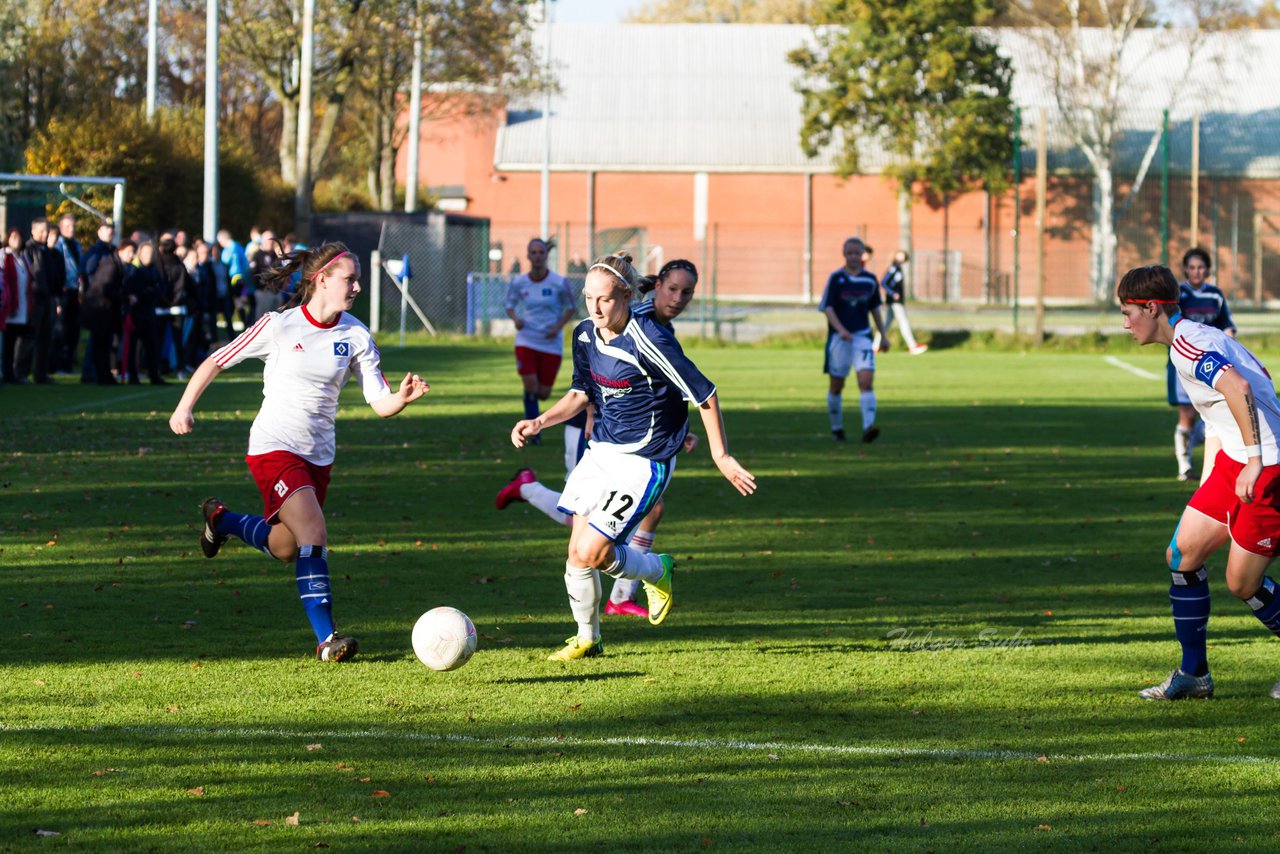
[411,607,477,671]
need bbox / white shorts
[825,332,875,378]
[557,445,674,543]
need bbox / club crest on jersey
[333,341,351,358]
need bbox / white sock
[564,425,582,475]
[1175,427,1192,471]
[860,390,877,431]
[628,528,655,554]
[609,578,641,603]
[521,481,572,526]
[605,544,665,582]
[896,307,919,349]
[827,392,843,431]
[564,562,601,643]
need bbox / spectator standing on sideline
[123,242,165,384]
[83,238,131,385]
[156,236,196,376]
[18,218,60,383]
[872,250,928,356]
[54,213,84,373]
[250,230,285,319]
[2,228,34,383]
[41,224,67,378]
[79,223,117,382]
[216,229,251,332]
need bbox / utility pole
[146,0,158,120]
[540,0,552,241]
[203,0,219,241]
[405,0,424,213]
[295,0,316,240]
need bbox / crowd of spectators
[0,217,301,386]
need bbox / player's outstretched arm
[169,355,224,435]
[511,390,588,448]
[696,394,756,497]
[1218,368,1264,502]
[371,374,430,418]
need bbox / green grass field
[5,339,1280,852]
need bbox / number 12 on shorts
[601,490,634,521]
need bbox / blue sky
[554,0,644,23]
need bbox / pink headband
[312,250,350,281]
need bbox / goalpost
[0,173,126,236]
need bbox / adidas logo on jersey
[1259,537,1273,549]
[292,342,305,352]
[578,331,590,342]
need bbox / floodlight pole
[540,0,550,240]
[295,0,316,240]
[405,0,424,213]
[203,0,219,241]
[146,0,158,120]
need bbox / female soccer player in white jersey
[1119,265,1280,700]
[509,253,755,660]
[505,238,577,440]
[168,243,430,662]
[496,260,702,617]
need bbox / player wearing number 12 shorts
[510,253,756,660]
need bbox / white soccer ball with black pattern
[412,607,477,671]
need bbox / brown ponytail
[264,242,359,311]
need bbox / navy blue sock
[296,545,335,645]
[216,510,272,554]
[1170,567,1210,676]
[523,392,540,420]
[1246,576,1280,639]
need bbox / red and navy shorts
[246,451,332,524]
[1188,450,1280,557]
[515,346,562,387]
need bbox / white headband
[589,261,627,282]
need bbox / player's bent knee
[570,541,610,570]
[1226,575,1258,600]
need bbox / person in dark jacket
[17,218,60,383]
[83,239,133,385]
[54,213,84,373]
[155,236,195,376]
[123,241,165,384]
[79,222,117,382]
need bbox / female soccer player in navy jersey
[497,259,702,617]
[168,243,430,662]
[509,253,755,660]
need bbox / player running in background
[1169,247,1235,482]
[169,243,430,662]
[1119,264,1280,700]
[497,259,702,618]
[505,238,577,446]
[509,253,755,660]
[871,250,928,356]
[821,236,889,442]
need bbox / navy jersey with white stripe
[819,268,881,334]
[569,313,715,460]
[1178,282,1235,331]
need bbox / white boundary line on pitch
[1103,355,1161,381]
[2,723,1277,767]
[40,376,264,416]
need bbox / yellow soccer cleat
[643,555,675,625]
[547,636,604,661]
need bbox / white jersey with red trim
[1169,317,1280,465]
[212,305,392,465]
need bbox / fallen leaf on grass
[700,836,714,847]
[767,754,780,762]
[336,762,354,770]
[33,679,45,686]
[90,768,118,777]
[1237,737,1247,743]
[573,808,588,816]
[285,812,300,826]
[567,703,583,712]
[356,777,372,783]
[254,820,272,826]
[370,790,391,798]
[1035,824,1052,831]
[166,705,181,714]
[33,829,60,837]
[1036,755,1049,763]
[480,633,512,643]
[350,816,361,823]
[314,843,329,849]
[305,743,323,751]
[186,787,205,796]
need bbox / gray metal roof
[494,24,1280,178]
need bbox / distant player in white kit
[505,237,578,447]
[1118,264,1280,700]
[509,253,755,660]
[169,243,430,662]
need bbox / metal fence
[369,213,490,334]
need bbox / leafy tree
[25,108,289,238]
[627,0,815,22]
[790,0,1014,275]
